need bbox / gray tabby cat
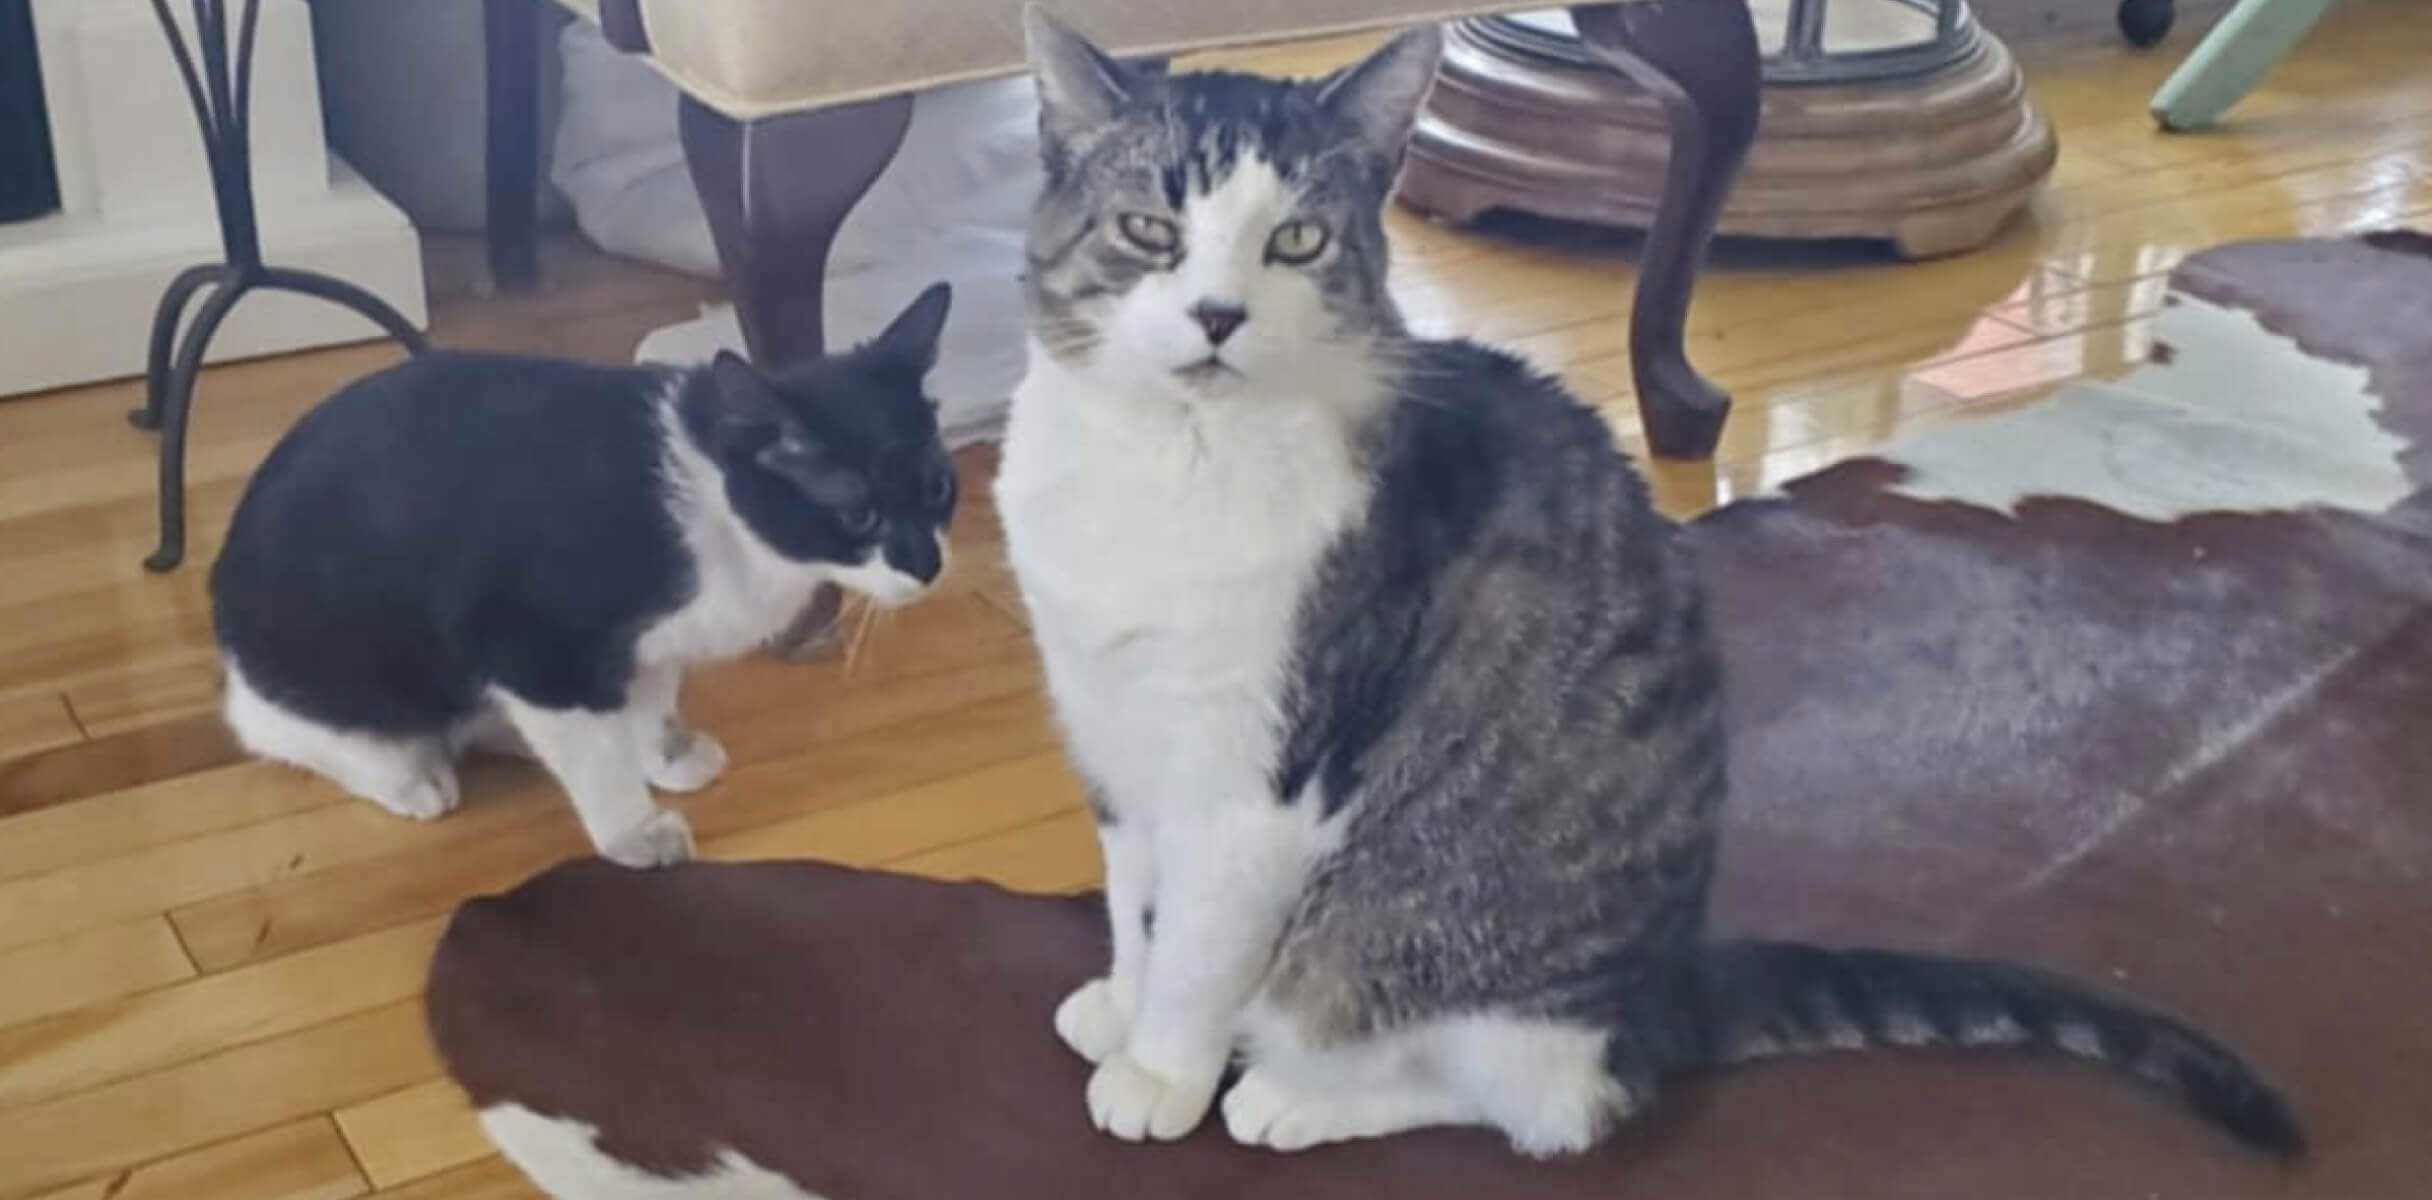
[994,7,2301,1160]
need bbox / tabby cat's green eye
[1266,219,1330,265]
[1116,213,1180,254]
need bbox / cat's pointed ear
[707,351,780,423]
[707,350,782,420]
[703,350,796,456]
[869,282,953,377]
[1314,26,1443,165]
[1024,6,1134,160]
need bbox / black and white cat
[211,284,959,868]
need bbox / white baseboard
[0,160,425,399]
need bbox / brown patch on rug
[429,234,2432,1198]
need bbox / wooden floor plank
[169,692,1056,973]
[0,918,194,1031]
[362,1159,536,1200]
[0,1001,434,1200]
[713,750,1084,865]
[0,760,336,885]
[24,1118,366,1200]
[0,789,514,955]
[891,808,1104,894]
[0,712,244,821]
[62,659,224,740]
[335,1081,490,1192]
[0,695,81,763]
[0,918,443,1109]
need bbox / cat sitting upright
[211,284,958,868]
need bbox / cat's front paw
[370,765,461,822]
[1221,1068,1325,1151]
[1222,1067,1401,1152]
[1054,978,1133,1065]
[599,808,695,868]
[1086,1052,1221,1142]
[647,728,728,793]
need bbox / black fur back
[212,353,693,730]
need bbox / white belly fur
[480,1104,821,1199]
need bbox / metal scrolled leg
[132,263,228,431]
[146,280,249,573]
[134,0,428,571]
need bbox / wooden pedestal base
[1400,17,2056,259]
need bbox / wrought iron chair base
[133,0,428,573]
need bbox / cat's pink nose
[1190,301,1248,346]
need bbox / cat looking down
[211,284,958,867]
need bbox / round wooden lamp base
[1399,16,2057,259]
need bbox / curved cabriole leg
[680,92,911,660]
[145,281,251,573]
[1572,0,1761,461]
[132,264,229,430]
[679,92,914,369]
[482,0,542,291]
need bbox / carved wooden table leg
[678,93,914,370]
[679,93,913,659]
[482,0,541,292]
[1571,0,1760,461]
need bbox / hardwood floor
[1,5,2426,1195]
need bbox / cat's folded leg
[491,688,695,868]
[1087,802,1318,1142]
[1056,806,1152,1064]
[224,663,458,820]
[628,664,728,794]
[322,737,458,822]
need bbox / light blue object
[2150,0,2342,131]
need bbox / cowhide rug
[427,232,2432,1199]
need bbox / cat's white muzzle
[825,537,950,610]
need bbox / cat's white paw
[1225,1068,1472,1152]
[1226,1068,1426,1153]
[599,809,695,868]
[370,766,460,821]
[1086,1052,1220,1142]
[648,728,728,793]
[1222,1069,1329,1152]
[1054,978,1133,1065]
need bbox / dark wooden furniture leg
[678,93,914,367]
[132,0,429,572]
[483,0,541,292]
[1573,0,1760,461]
[678,92,911,659]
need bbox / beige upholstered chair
[487,0,1761,458]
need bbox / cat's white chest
[635,524,823,667]
[634,405,831,668]
[996,365,1372,806]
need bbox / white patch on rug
[480,1104,821,1199]
[1880,294,2408,520]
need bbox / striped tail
[1660,940,2304,1157]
